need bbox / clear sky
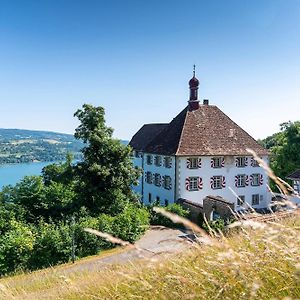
[0,0,299,140]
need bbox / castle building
[129,70,271,213]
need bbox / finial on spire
[193,64,196,77]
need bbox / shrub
[0,220,35,275]
[75,216,103,256]
[28,221,72,270]
[150,203,189,228]
[97,203,150,244]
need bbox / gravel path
[62,226,192,274]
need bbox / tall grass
[1,151,299,299]
[1,213,299,300]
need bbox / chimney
[203,99,209,105]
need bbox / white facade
[176,155,270,210]
[132,152,271,211]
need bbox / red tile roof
[129,123,168,151]
[131,104,269,156]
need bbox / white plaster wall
[177,155,271,210]
[142,153,176,205]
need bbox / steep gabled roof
[144,107,188,155]
[129,123,168,151]
[287,170,300,180]
[143,104,269,156]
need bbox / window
[211,176,223,189]
[189,177,199,191]
[148,193,152,203]
[236,156,247,167]
[211,157,223,168]
[187,157,200,169]
[252,194,259,206]
[146,155,153,165]
[236,174,246,187]
[156,196,160,203]
[154,155,162,166]
[251,157,259,167]
[237,195,245,206]
[251,174,260,186]
[163,175,172,190]
[134,151,142,158]
[145,171,152,184]
[164,156,172,168]
[164,199,169,206]
[154,173,161,186]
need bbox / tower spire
[188,66,200,110]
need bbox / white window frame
[237,195,245,206]
[189,177,199,191]
[252,194,260,206]
[154,155,162,167]
[146,171,152,184]
[236,156,246,167]
[154,173,161,187]
[163,175,172,190]
[212,157,222,168]
[164,156,172,168]
[252,157,259,167]
[146,155,152,165]
[252,174,260,186]
[236,174,246,187]
[188,157,199,169]
[212,176,222,189]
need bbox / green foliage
[202,218,226,233]
[28,221,73,270]
[261,121,300,190]
[150,203,189,228]
[98,203,150,244]
[0,105,149,276]
[75,216,103,257]
[42,152,75,185]
[0,221,35,275]
[73,104,140,214]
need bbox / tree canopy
[73,104,140,214]
[260,121,300,189]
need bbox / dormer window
[236,156,247,167]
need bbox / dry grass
[1,214,299,300]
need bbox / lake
[0,162,55,189]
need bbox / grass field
[0,213,299,300]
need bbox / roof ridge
[175,106,189,156]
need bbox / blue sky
[0,0,299,140]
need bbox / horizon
[0,0,299,140]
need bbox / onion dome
[189,75,199,88]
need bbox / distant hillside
[0,128,83,164]
[0,129,129,164]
